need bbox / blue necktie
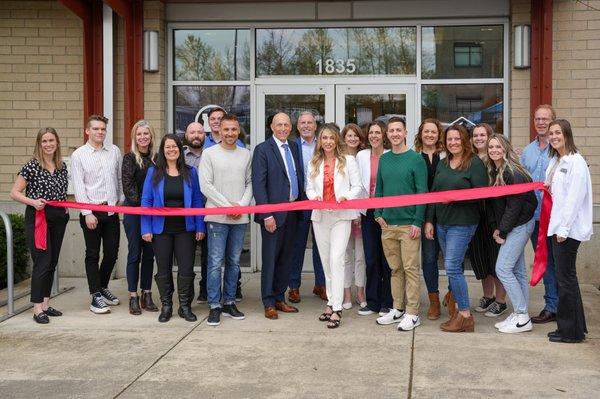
[282,143,299,200]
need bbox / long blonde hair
[486,133,532,186]
[129,120,157,168]
[33,127,64,171]
[309,123,347,178]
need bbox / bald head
[271,112,292,142]
[185,122,205,149]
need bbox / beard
[186,139,204,149]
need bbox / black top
[18,158,68,201]
[163,174,186,233]
[122,151,153,206]
[420,152,441,191]
[489,168,538,239]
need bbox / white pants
[344,235,366,288]
[312,211,352,312]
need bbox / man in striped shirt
[71,115,124,314]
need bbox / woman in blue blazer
[141,134,206,323]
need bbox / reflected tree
[294,29,334,74]
[175,35,215,80]
[256,30,294,75]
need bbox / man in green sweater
[374,117,428,331]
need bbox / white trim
[503,21,510,138]
[103,4,113,145]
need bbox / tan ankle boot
[440,312,474,333]
[443,291,458,318]
[427,293,441,320]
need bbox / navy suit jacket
[140,166,206,235]
[252,136,305,226]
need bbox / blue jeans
[123,212,154,292]
[496,219,535,314]
[289,219,325,288]
[530,221,558,313]
[206,222,247,309]
[421,233,440,294]
[436,224,477,311]
[362,210,392,312]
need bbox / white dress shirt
[71,142,124,215]
[546,153,593,241]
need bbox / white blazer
[355,148,390,215]
[306,155,363,222]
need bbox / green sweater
[374,149,428,226]
[425,156,488,225]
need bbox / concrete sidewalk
[0,274,599,399]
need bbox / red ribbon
[34,209,47,250]
[38,182,551,286]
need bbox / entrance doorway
[252,83,416,271]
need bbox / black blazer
[252,137,305,226]
[489,168,538,239]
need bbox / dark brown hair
[548,119,579,158]
[220,114,239,125]
[86,114,108,128]
[365,120,390,149]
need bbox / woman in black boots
[141,134,206,322]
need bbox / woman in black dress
[469,123,506,317]
[10,128,69,324]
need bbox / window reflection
[256,27,416,76]
[422,26,503,79]
[344,94,406,126]
[174,85,251,145]
[421,84,503,133]
[264,95,325,141]
[174,29,250,81]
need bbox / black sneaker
[474,296,495,312]
[90,293,110,314]
[196,289,208,304]
[485,301,508,317]
[222,304,245,320]
[235,286,243,302]
[207,308,221,326]
[100,288,120,306]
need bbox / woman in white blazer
[545,119,593,344]
[355,121,392,316]
[306,123,362,329]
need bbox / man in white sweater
[199,114,252,326]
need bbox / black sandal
[319,306,333,322]
[327,310,342,329]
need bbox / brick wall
[0,0,83,200]
[144,0,167,137]
[553,0,600,202]
[510,0,531,150]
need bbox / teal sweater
[425,156,488,225]
[374,149,428,226]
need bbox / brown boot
[440,312,474,333]
[427,292,441,320]
[443,291,458,318]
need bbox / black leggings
[25,206,68,303]
[153,232,196,278]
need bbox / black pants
[79,212,120,294]
[361,209,393,312]
[198,238,208,291]
[153,232,196,278]
[552,236,588,341]
[25,206,69,303]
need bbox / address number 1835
[316,58,356,74]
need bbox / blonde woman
[306,123,362,328]
[486,134,537,333]
[10,128,69,324]
[122,120,158,315]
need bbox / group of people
[11,104,592,343]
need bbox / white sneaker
[90,293,110,314]
[342,302,353,310]
[495,313,516,329]
[499,313,532,334]
[398,314,421,331]
[376,309,405,325]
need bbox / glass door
[253,85,334,271]
[335,84,417,146]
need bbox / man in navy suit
[252,112,305,319]
[287,111,326,304]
